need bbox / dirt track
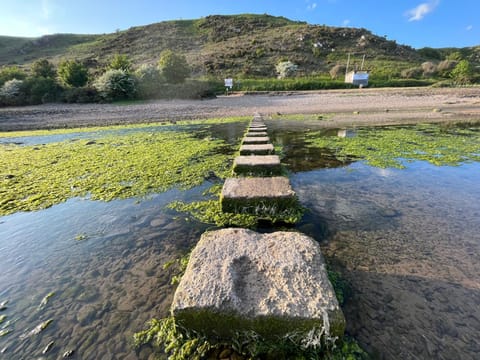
[0,87,479,131]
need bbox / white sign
[224,78,233,88]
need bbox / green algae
[0,116,250,138]
[0,125,238,215]
[305,124,480,169]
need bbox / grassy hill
[0,14,478,79]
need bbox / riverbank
[0,87,479,131]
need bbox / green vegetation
[158,50,190,84]
[0,14,478,105]
[93,69,137,101]
[305,124,480,169]
[0,120,245,216]
[57,59,89,87]
[134,317,369,360]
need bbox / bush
[94,69,137,101]
[58,60,89,87]
[451,60,474,85]
[0,66,26,86]
[158,50,190,84]
[31,59,56,78]
[135,64,163,99]
[329,64,346,80]
[107,54,132,72]
[400,67,423,79]
[421,62,437,77]
[275,61,298,79]
[437,60,458,77]
[24,76,60,104]
[0,79,26,106]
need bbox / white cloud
[466,25,473,31]
[342,19,351,27]
[405,0,439,22]
[307,2,317,11]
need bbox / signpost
[224,78,233,95]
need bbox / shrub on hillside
[0,79,26,106]
[58,60,89,87]
[276,61,298,79]
[24,76,60,104]
[421,62,437,78]
[329,64,346,80]
[107,54,133,72]
[437,60,458,77]
[0,66,26,86]
[31,59,56,78]
[135,64,163,99]
[400,67,422,79]
[158,50,190,84]
[451,60,474,85]
[94,69,137,101]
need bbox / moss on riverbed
[306,124,480,169]
[0,120,246,216]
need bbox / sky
[0,0,478,49]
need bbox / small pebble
[63,349,75,358]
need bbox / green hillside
[0,14,478,79]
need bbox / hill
[0,14,478,78]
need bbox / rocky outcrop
[171,228,345,342]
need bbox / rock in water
[171,228,345,342]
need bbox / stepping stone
[233,155,282,176]
[245,131,268,137]
[220,177,297,217]
[171,228,345,342]
[249,127,268,132]
[242,136,270,144]
[240,143,274,155]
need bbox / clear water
[1,120,479,359]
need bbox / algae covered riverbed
[1,116,480,359]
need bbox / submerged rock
[171,228,345,342]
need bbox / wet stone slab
[239,144,274,155]
[233,155,282,176]
[220,176,297,216]
[242,136,270,144]
[171,228,346,341]
[245,132,268,137]
[249,127,268,132]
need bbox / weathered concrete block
[233,155,282,176]
[240,144,274,155]
[220,177,297,218]
[245,131,268,137]
[172,228,345,341]
[242,136,270,144]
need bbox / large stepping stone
[220,177,297,217]
[240,143,274,155]
[242,136,270,144]
[171,228,346,342]
[233,155,282,176]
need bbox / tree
[31,59,56,78]
[57,60,88,87]
[275,61,298,79]
[108,54,132,73]
[135,64,163,99]
[0,79,26,105]
[94,69,137,101]
[451,60,474,84]
[158,50,190,84]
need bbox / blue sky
[0,0,478,49]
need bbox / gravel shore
[1,87,479,131]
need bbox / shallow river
[1,119,479,359]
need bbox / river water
[1,119,479,359]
